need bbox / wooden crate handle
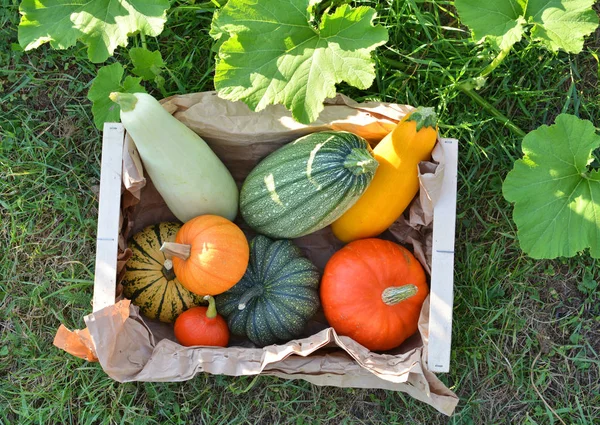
[428,138,458,373]
[92,123,125,312]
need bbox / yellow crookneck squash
[331,107,438,243]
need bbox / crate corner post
[93,123,125,313]
[428,138,458,373]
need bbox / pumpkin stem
[161,259,177,281]
[381,285,418,306]
[203,295,217,319]
[160,242,191,261]
[343,148,378,176]
[238,285,264,310]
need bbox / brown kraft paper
[56,92,459,416]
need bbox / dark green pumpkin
[240,131,378,239]
[215,235,320,346]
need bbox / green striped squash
[240,131,378,239]
[122,222,204,323]
[215,235,320,347]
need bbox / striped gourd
[240,131,378,239]
[215,235,320,347]
[122,222,204,323]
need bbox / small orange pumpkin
[174,296,230,347]
[320,238,429,351]
[160,215,249,296]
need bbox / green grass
[1,0,599,423]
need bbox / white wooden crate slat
[427,138,458,373]
[92,123,124,312]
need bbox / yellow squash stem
[331,107,438,243]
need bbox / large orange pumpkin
[320,238,429,351]
[160,215,250,296]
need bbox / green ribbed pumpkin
[240,131,378,239]
[215,235,320,347]
[122,222,204,323]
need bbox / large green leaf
[129,47,165,81]
[526,0,599,54]
[18,0,170,63]
[503,114,600,259]
[454,0,527,50]
[211,0,388,124]
[456,0,598,53]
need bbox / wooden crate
[93,122,458,373]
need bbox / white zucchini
[110,92,238,222]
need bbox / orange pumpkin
[174,296,230,347]
[320,238,429,351]
[160,215,249,296]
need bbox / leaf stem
[479,46,512,78]
[140,32,147,50]
[378,55,408,71]
[379,55,526,137]
[457,84,526,138]
[164,67,186,94]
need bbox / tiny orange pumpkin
[160,215,249,296]
[174,296,230,347]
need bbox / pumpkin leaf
[454,0,527,51]
[502,114,600,259]
[526,0,599,54]
[455,0,599,53]
[87,63,146,129]
[210,0,388,124]
[18,0,170,63]
[129,47,165,81]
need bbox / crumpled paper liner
[55,92,458,415]
[53,326,97,362]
